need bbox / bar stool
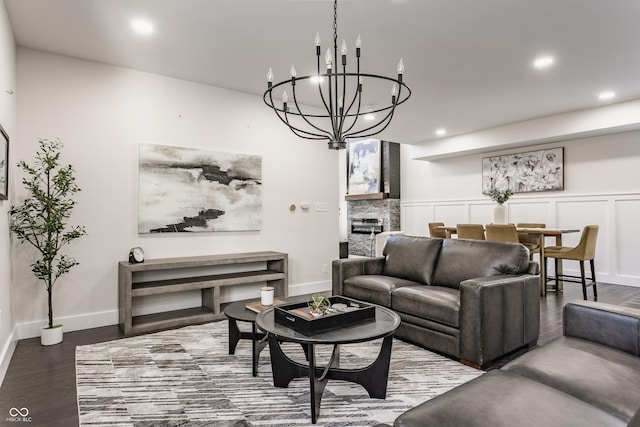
[485,224,520,243]
[428,222,446,238]
[544,225,599,300]
[516,223,545,259]
[456,224,485,240]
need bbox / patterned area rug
[76,320,482,426]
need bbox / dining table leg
[555,235,563,292]
[539,234,546,296]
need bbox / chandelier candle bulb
[315,32,321,54]
[397,58,404,82]
[356,34,362,57]
[290,65,296,77]
[341,40,348,65]
[325,48,333,69]
[267,67,274,88]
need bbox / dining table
[434,225,580,296]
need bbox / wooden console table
[118,251,288,335]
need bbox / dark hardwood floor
[1,282,640,426]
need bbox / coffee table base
[267,334,394,424]
[228,318,268,377]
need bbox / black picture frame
[0,124,8,201]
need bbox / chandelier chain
[333,0,338,48]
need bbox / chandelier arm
[341,57,362,135]
[346,101,397,136]
[326,68,338,141]
[316,56,332,115]
[283,109,331,140]
[346,107,397,140]
[336,63,349,141]
[268,90,330,140]
[290,81,335,139]
[342,89,363,135]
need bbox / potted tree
[9,138,87,345]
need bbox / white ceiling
[5,0,640,145]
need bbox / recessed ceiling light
[364,113,376,121]
[533,55,554,69]
[310,75,324,84]
[131,19,154,35]
[435,128,447,136]
[598,91,616,101]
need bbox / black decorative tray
[274,295,375,335]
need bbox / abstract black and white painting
[347,138,381,195]
[482,147,564,194]
[138,143,262,233]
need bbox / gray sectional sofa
[332,234,540,368]
[382,301,640,427]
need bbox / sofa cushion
[393,370,626,427]
[432,238,530,289]
[343,275,420,307]
[392,286,460,328]
[503,336,640,422]
[381,235,442,285]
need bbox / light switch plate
[315,202,328,212]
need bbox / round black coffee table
[255,304,401,424]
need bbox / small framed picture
[0,124,8,200]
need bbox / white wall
[0,0,17,386]
[401,130,640,286]
[12,48,340,339]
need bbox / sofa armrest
[563,301,640,356]
[459,274,540,367]
[331,257,385,295]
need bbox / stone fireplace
[345,141,401,257]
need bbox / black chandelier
[263,0,411,150]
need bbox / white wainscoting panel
[615,198,640,277]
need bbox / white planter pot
[493,204,508,224]
[41,325,63,346]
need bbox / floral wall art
[482,147,564,194]
[138,143,262,233]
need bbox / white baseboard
[289,280,331,296]
[0,327,18,388]
[15,309,119,340]
[13,281,332,341]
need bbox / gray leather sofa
[332,235,540,368]
[381,301,640,427]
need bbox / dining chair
[544,225,599,300]
[456,224,485,240]
[517,223,546,259]
[485,224,520,243]
[428,222,447,238]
